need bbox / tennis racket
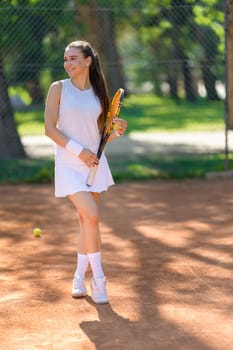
[86,88,124,187]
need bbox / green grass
[121,94,224,133]
[14,94,225,136]
[0,154,230,185]
[15,108,45,136]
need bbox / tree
[0,0,70,159]
[0,57,26,159]
[74,0,126,96]
[2,0,69,104]
[192,0,224,100]
[170,0,197,101]
[117,0,224,101]
[0,1,26,159]
[120,0,198,100]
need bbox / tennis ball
[33,227,41,237]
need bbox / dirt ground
[0,179,233,350]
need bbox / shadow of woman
[80,296,152,350]
[79,286,216,350]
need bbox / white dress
[54,79,114,197]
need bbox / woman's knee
[68,192,99,226]
[79,209,99,227]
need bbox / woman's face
[64,47,91,78]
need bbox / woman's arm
[44,81,69,148]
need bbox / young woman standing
[44,40,127,304]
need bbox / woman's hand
[113,117,128,136]
[79,148,99,168]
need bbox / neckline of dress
[70,79,92,92]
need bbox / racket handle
[86,164,98,187]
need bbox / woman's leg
[69,191,103,278]
[71,212,88,280]
[69,191,99,297]
[68,191,108,303]
[68,191,101,253]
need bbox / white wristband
[114,129,122,137]
[65,139,84,156]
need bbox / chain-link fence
[0,0,229,160]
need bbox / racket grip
[86,164,98,187]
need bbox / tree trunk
[195,24,220,101]
[181,56,197,102]
[176,49,197,102]
[27,80,44,105]
[170,4,197,102]
[201,61,220,100]
[96,8,126,96]
[75,1,126,96]
[0,58,26,159]
[227,0,233,129]
[168,19,179,101]
[167,73,179,100]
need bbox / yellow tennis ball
[33,227,41,237]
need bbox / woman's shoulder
[50,79,67,89]
[46,80,65,102]
[48,79,69,95]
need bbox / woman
[44,40,127,304]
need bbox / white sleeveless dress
[54,79,114,197]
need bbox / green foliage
[193,1,224,53]
[0,0,74,94]
[0,159,54,184]
[110,153,233,182]
[118,0,224,97]
[9,86,32,105]
[0,1,225,104]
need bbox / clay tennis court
[0,179,233,350]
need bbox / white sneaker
[90,276,109,304]
[72,276,87,298]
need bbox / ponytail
[66,40,109,132]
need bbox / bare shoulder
[51,80,63,87]
[45,81,63,119]
[46,80,63,103]
[49,80,63,94]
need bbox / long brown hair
[66,40,109,131]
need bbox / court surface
[0,179,233,350]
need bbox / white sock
[75,253,89,279]
[87,251,105,279]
